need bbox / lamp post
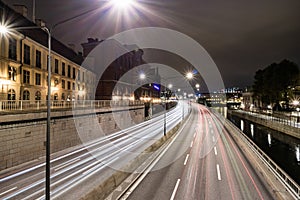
[139,72,194,136]
[1,24,51,199]
[1,1,135,199]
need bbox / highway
[0,101,189,199]
[125,104,274,200]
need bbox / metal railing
[219,111,300,199]
[0,100,144,112]
[235,110,300,128]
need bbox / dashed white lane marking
[184,154,190,166]
[170,179,181,200]
[212,136,215,142]
[0,187,17,196]
[216,164,222,181]
[214,147,218,155]
[190,141,194,148]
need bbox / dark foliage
[253,59,299,109]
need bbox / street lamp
[1,24,52,199]
[0,24,8,34]
[186,72,194,80]
[139,71,194,136]
[1,0,135,199]
[111,0,135,9]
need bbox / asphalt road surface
[127,104,274,200]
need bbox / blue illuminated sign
[153,84,160,91]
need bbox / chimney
[13,4,28,18]
[35,19,46,27]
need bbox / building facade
[0,2,96,103]
[81,38,160,101]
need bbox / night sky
[4,0,300,88]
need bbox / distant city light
[168,84,173,89]
[195,84,200,88]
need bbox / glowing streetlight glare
[186,72,193,79]
[168,84,173,89]
[0,25,8,34]
[195,83,200,88]
[292,100,299,106]
[111,0,135,9]
[139,73,146,80]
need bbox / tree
[253,59,299,110]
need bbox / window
[82,72,85,81]
[23,70,30,84]
[55,59,59,74]
[54,93,58,100]
[7,89,16,100]
[36,50,41,68]
[78,70,81,81]
[61,93,65,100]
[78,84,80,90]
[67,65,71,78]
[35,73,41,85]
[23,90,30,100]
[8,38,17,60]
[72,68,76,79]
[62,62,66,76]
[62,79,65,89]
[67,81,71,90]
[35,91,41,100]
[24,44,30,65]
[72,82,75,90]
[8,66,17,81]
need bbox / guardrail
[236,110,300,128]
[222,113,300,199]
[0,100,144,112]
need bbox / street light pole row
[139,72,195,137]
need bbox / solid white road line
[170,179,181,200]
[0,187,17,196]
[216,164,222,181]
[184,154,190,166]
[214,147,218,155]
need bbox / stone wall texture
[0,106,144,171]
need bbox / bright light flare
[186,72,193,80]
[292,100,299,106]
[111,0,135,10]
[0,24,8,34]
[139,73,146,80]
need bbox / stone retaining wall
[0,106,144,171]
